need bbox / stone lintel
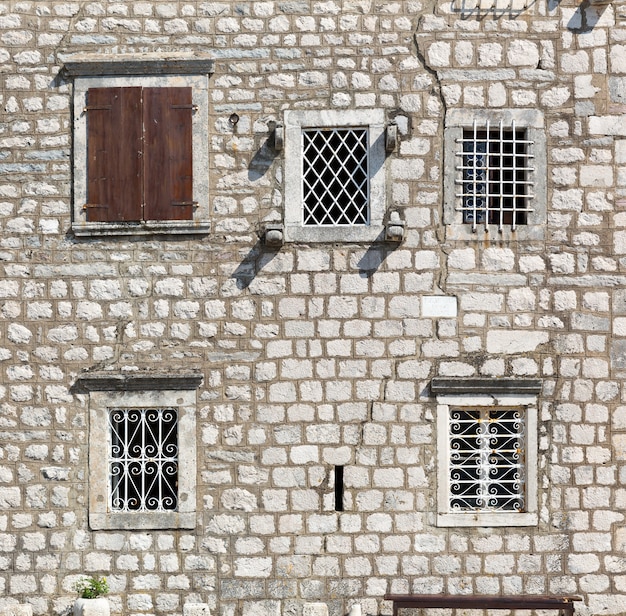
[75,372,203,392]
[62,53,215,77]
[431,377,542,395]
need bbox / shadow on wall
[356,236,403,276]
[450,0,609,28]
[236,121,402,288]
[231,240,280,290]
[450,0,535,20]
[563,0,611,32]
[230,233,403,290]
[248,123,281,181]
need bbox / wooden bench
[384,595,582,616]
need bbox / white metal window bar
[449,407,526,512]
[302,128,369,226]
[109,407,178,512]
[456,120,534,232]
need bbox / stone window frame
[283,108,387,243]
[443,108,547,241]
[432,378,540,528]
[65,55,213,237]
[78,373,201,530]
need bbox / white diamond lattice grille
[457,121,534,232]
[109,407,178,512]
[449,407,526,512]
[302,128,369,226]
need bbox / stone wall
[1,1,626,616]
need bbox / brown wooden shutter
[143,87,194,221]
[86,87,143,222]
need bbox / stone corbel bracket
[264,223,284,246]
[385,122,398,152]
[385,211,405,242]
[273,123,284,150]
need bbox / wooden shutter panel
[143,87,194,221]
[86,87,143,222]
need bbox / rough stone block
[0,606,34,616]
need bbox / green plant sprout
[74,576,109,599]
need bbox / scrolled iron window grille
[302,128,369,226]
[457,120,534,232]
[449,407,525,512]
[109,407,178,512]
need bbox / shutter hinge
[171,104,198,112]
[83,203,108,210]
[171,201,198,207]
[83,106,112,112]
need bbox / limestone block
[184,604,211,616]
[427,42,451,67]
[580,166,613,189]
[303,603,328,616]
[507,40,539,66]
[0,605,34,616]
[422,296,457,317]
[242,601,281,616]
[486,330,549,354]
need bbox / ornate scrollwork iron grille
[302,128,369,226]
[456,120,534,232]
[108,407,178,512]
[449,407,525,512]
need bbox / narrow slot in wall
[334,465,344,512]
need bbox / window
[448,407,526,512]
[66,56,212,236]
[302,127,369,226]
[432,378,539,527]
[79,372,200,530]
[109,407,179,512]
[85,87,194,224]
[284,109,386,242]
[443,109,546,241]
[459,124,532,230]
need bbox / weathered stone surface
[486,331,549,354]
[0,1,624,616]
